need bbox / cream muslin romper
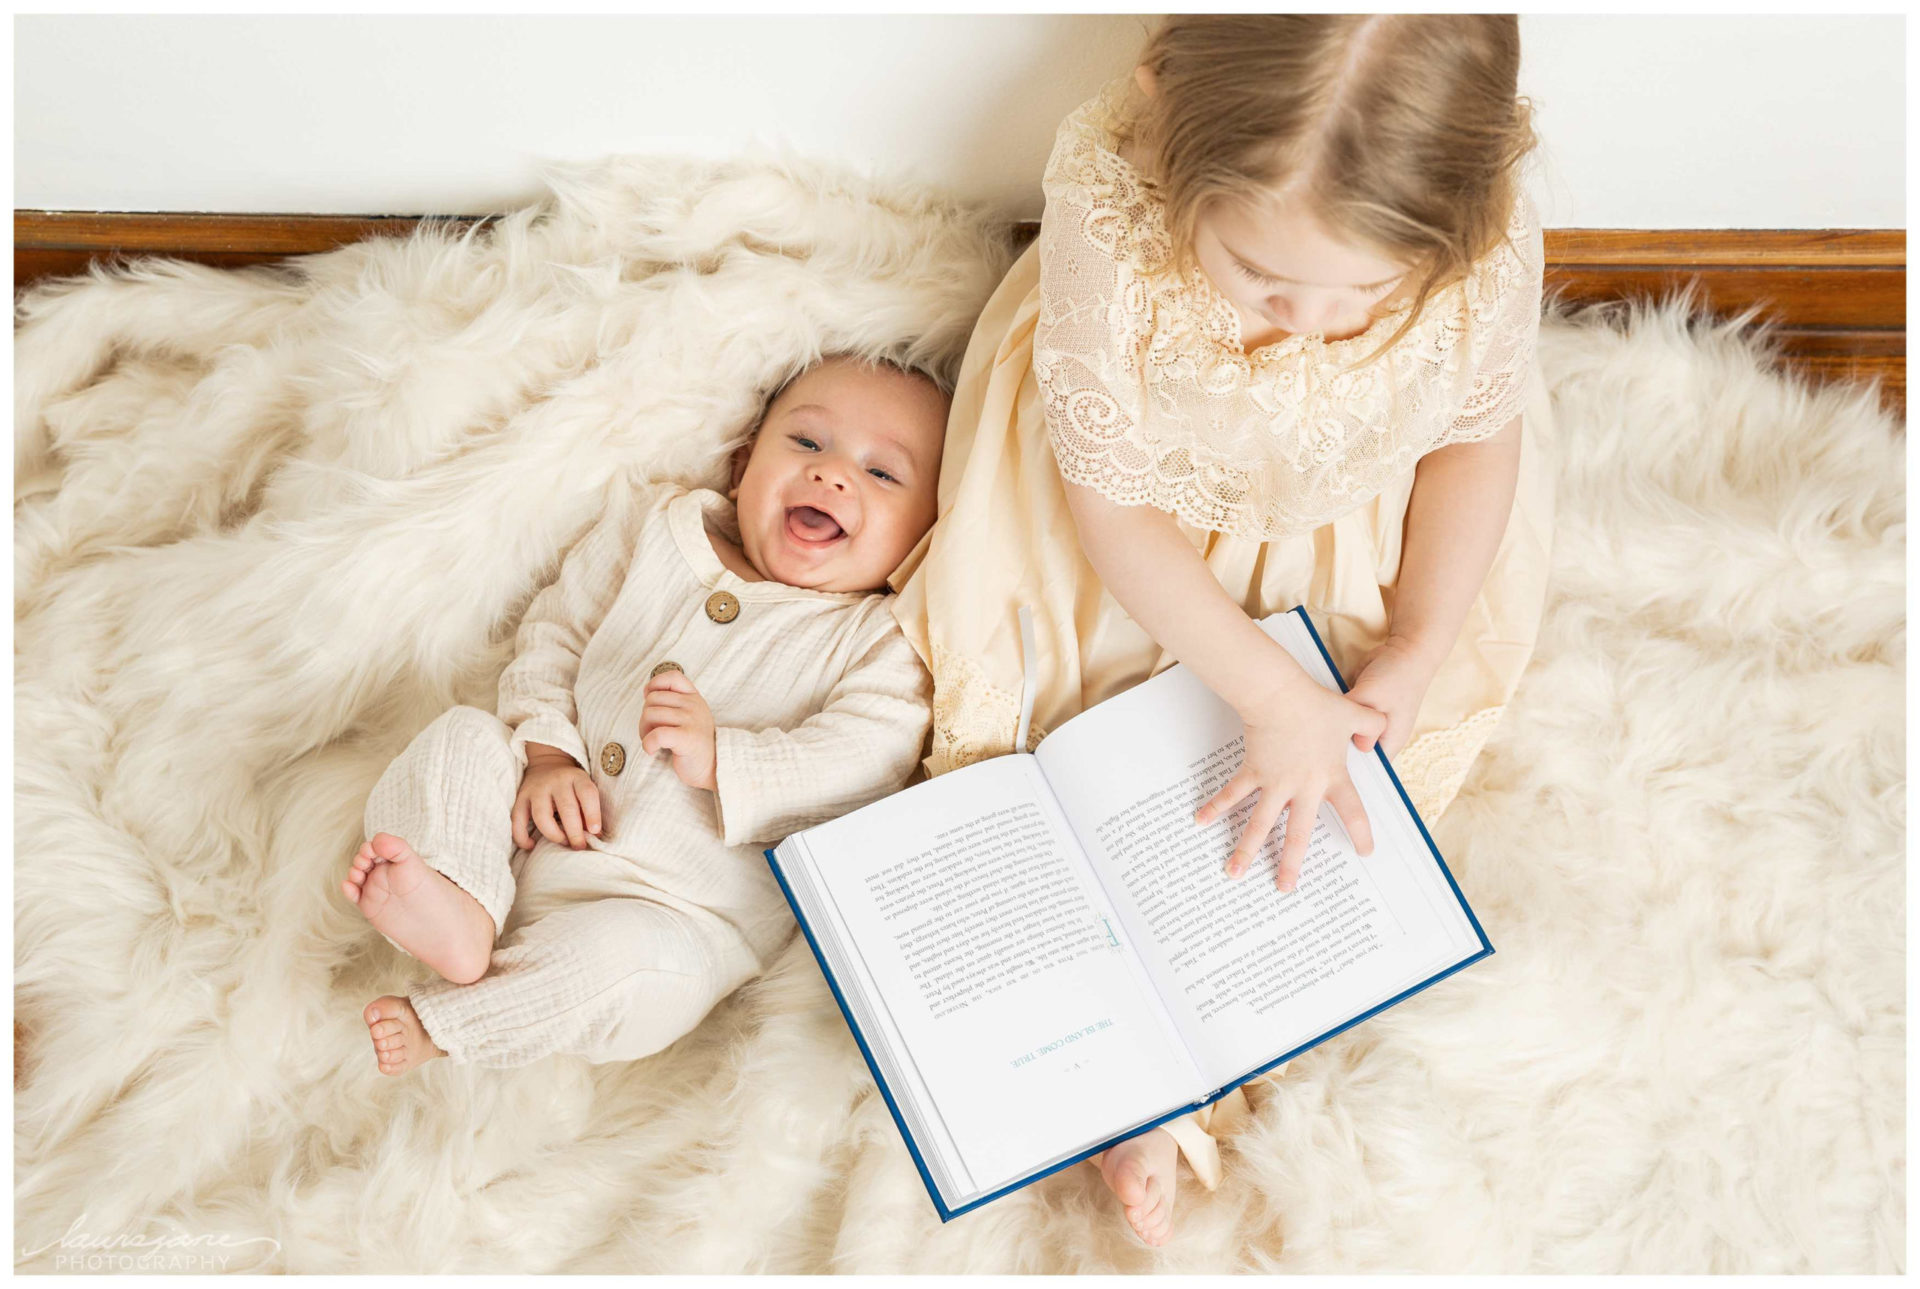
[363,482,932,1067]
[886,83,1556,1189]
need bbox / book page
[782,753,1205,1202]
[1035,612,1483,1087]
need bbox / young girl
[888,15,1554,1246]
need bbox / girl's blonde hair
[1123,14,1537,362]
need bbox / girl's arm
[1389,414,1522,667]
[1060,479,1386,891]
[1061,480,1311,706]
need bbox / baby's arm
[498,482,651,774]
[642,621,932,846]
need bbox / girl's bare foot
[342,833,495,984]
[1091,1126,1180,1246]
[364,995,445,1076]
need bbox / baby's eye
[867,467,897,484]
[791,435,820,451]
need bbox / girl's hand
[514,750,602,850]
[1195,682,1384,891]
[1344,635,1443,760]
[640,671,717,791]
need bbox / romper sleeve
[497,480,660,773]
[708,613,933,846]
[1432,191,1545,449]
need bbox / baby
[342,354,948,1074]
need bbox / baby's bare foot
[1092,1126,1180,1246]
[341,833,494,984]
[364,995,444,1076]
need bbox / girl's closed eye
[1234,261,1281,288]
[1235,260,1394,296]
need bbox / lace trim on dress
[1392,704,1507,821]
[927,643,1048,777]
[1032,81,1543,540]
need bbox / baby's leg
[395,895,759,1070]
[1088,1084,1260,1245]
[346,705,521,984]
[1092,1126,1182,1247]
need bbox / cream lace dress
[887,81,1557,1190]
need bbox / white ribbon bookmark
[1014,603,1038,754]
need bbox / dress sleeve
[1027,128,1267,534]
[708,615,933,846]
[497,482,656,773]
[1030,179,1153,506]
[1433,192,1545,449]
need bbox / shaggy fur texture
[14,159,1903,1271]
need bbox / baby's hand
[514,748,602,850]
[640,670,717,792]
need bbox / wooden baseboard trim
[16,211,1905,416]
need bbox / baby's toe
[368,833,411,862]
[1114,1157,1152,1207]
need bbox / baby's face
[732,358,948,593]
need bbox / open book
[763,607,1491,1221]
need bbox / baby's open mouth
[785,505,846,545]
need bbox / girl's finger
[576,782,602,837]
[1326,778,1373,856]
[643,690,693,711]
[1274,795,1322,892]
[511,798,534,850]
[1354,704,1388,740]
[1197,771,1255,825]
[1228,789,1286,878]
[642,726,683,757]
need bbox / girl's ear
[1133,63,1158,99]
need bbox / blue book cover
[763,606,1492,1221]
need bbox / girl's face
[1190,194,1411,345]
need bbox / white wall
[14,14,1905,228]
[1518,14,1904,229]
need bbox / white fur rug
[13,160,1903,1271]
